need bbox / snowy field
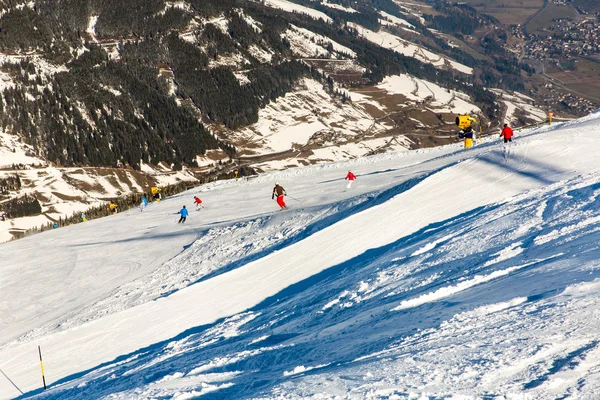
[348,23,473,75]
[2,112,600,398]
[373,74,481,114]
[490,88,549,124]
[263,0,332,23]
[228,78,390,156]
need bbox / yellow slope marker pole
[38,346,47,390]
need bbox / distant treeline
[0,175,21,195]
[0,194,41,218]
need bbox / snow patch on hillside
[349,74,480,116]
[322,1,357,13]
[0,54,67,78]
[86,15,99,40]
[248,45,273,63]
[100,83,122,96]
[159,1,191,16]
[206,15,229,34]
[307,136,410,163]
[0,68,13,93]
[349,23,473,75]
[285,25,356,58]
[377,74,480,114]
[237,9,263,32]
[227,78,389,158]
[210,52,247,68]
[490,89,549,124]
[263,0,332,22]
[0,131,45,169]
[195,149,230,168]
[379,10,415,30]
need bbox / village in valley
[510,0,600,116]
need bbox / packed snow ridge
[3,112,600,398]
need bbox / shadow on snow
[21,171,600,399]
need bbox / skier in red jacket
[500,124,514,143]
[193,196,204,210]
[345,171,357,189]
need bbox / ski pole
[287,195,302,203]
[0,367,23,395]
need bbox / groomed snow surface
[3,113,600,398]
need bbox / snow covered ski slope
[3,113,600,398]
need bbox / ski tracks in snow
[13,207,335,343]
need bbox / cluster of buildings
[506,11,600,115]
[524,16,600,60]
[539,85,598,115]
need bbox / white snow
[283,364,329,376]
[158,1,191,16]
[205,15,229,34]
[0,131,45,168]
[237,9,262,32]
[86,15,99,40]
[0,54,68,77]
[209,52,247,68]
[3,112,600,398]
[349,23,473,75]
[392,261,540,311]
[195,149,228,168]
[233,71,251,85]
[229,78,390,157]
[284,25,356,58]
[490,89,548,124]
[351,74,481,116]
[263,0,332,23]
[322,1,356,13]
[247,45,273,63]
[308,136,410,163]
[379,11,415,29]
[99,83,121,96]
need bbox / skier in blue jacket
[177,205,189,223]
[140,195,148,211]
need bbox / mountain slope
[1,0,564,241]
[2,113,600,398]
[0,0,546,170]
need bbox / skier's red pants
[276,195,286,208]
